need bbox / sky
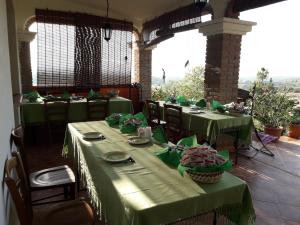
[152,0,300,82]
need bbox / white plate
[101,151,130,163]
[128,136,150,145]
[189,110,204,114]
[190,106,200,110]
[82,132,103,139]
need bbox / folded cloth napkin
[176,96,191,106]
[165,96,177,104]
[119,112,148,133]
[211,100,225,111]
[87,89,100,99]
[152,125,168,144]
[105,113,125,126]
[23,90,41,102]
[196,99,206,108]
[62,90,70,100]
[156,135,198,167]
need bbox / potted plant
[289,107,300,139]
[252,68,293,139]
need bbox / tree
[151,66,205,101]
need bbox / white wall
[0,0,16,224]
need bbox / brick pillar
[19,41,33,93]
[197,18,256,104]
[133,41,152,101]
[18,31,36,93]
[204,33,241,103]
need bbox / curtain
[35,9,133,88]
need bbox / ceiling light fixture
[103,0,112,41]
[194,0,207,10]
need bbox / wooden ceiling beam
[233,0,287,13]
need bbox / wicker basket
[187,170,224,184]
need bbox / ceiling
[64,0,194,29]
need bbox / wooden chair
[86,97,110,121]
[43,98,70,142]
[145,100,166,128]
[4,153,95,225]
[164,104,185,143]
[11,125,76,205]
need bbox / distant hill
[152,76,164,85]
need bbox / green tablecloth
[145,102,253,145]
[20,96,133,124]
[64,121,255,225]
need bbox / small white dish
[82,132,103,139]
[189,110,203,114]
[128,136,150,145]
[101,151,130,163]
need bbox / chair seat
[255,132,277,145]
[33,199,94,225]
[29,165,75,188]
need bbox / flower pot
[288,124,300,139]
[264,126,283,141]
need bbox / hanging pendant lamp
[194,0,207,10]
[103,0,112,41]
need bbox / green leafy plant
[252,68,294,128]
[151,66,204,101]
[291,107,300,125]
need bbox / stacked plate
[101,151,131,163]
[128,136,150,145]
[82,132,105,140]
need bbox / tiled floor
[25,136,300,225]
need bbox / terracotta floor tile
[278,204,300,222]
[253,200,281,219]
[255,216,284,225]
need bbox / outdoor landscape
[151,66,300,106]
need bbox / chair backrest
[44,99,70,123]
[164,104,183,134]
[146,100,161,125]
[4,152,33,225]
[86,97,110,121]
[11,126,29,175]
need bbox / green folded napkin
[105,113,124,127]
[165,96,177,104]
[87,89,100,99]
[119,112,148,133]
[196,99,206,108]
[178,150,232,176]
[156,135,198,167]
[62,90,70,100]
[24,90,41,102]
[176,96,191,106]
[176,95,186,104]
[212,100,225,111]
[152,126,168,144]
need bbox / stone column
[133,41,154,101]
[197,18,256,103]
[17,30,36,93]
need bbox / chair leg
[70,183,76,200]
[63,185,68,199]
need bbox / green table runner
[145,102,253,145]
[20,96,133,124]
[64,121,255,225]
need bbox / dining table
[147,102,253,146]
[63,120,255,225]
[20,96,134,124]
